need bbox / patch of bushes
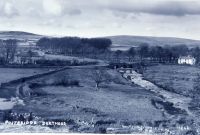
[0,57,6,65]
[151,99,187,115]
[98,127,107,134]
[81,107,99,114]
[177,117,187,125]
[122,120,143,126]
[29,82,45,89]
[3,110,35,122]
[30,88,47,96]
[184,130,198,135]
[95,120,116,126]
[80,107,107,117]
[36,59,97,67]
[29,77,80,89]
[65,118,76,125]
[188,99,200,116]
[54,77,79,87]
[153,120,168,127]
[112,77,126,85]
[144,78,178,94]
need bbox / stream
[118,68,192,116]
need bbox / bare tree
[127,47,136,62]
[27,50,34,63]
[138,43,149,61]
[3,39,18,63]
[91,69,110,90]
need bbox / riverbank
[119,68,192,116]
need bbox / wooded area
[37,37,200,64]
[0,39,18,64]
[37,37,112,56]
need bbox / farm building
[178,56,196,65]
[14,50,44,64]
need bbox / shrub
[151,99,187,115]
[36,59,71,66]
[81,107,99,114]
[65,118,76,125]
[95,120,116,126]
[29,82,44,89]
[184,130,198,135]
[36,59,98,66]
[54,77,79,87]
[98,127,107,134]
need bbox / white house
[178,56,196,65]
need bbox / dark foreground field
[143,64,200,134]
[0,65,199,134]
[10,68,165,133]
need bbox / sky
[0,0,200,40]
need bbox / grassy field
[0,68,52,84]
[44,54,105,64]
[2,65,198,133]
[143,64,200,97]
[12,68,165,133]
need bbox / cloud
[0,1,19,17]
[1,0,200,18]
[0,0,200,39]
[43,0,62,16]
[108,1,200,16]
[154,1,200,16]
[68,9,82,16]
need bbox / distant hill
[1,31,200,50]
[107,35,200,51]
[0,31,45,47]
[0,31,43,41]
[0,31,40,36]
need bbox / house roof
[179,56,195,59]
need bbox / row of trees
[115,43,200,63]
[36,37,200,64]
[36,37,112,56]
[0,39,18,63]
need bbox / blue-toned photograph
[0,0,200,134]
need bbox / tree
[177,44,189,56]
[91,69,110,90]
[27,50,35,63]
[114,50,123,62]
[163,46,173,62]
[127,47,136,62]
[155,46,165,62]
[150,46,172,62]
[170,45,189,60]
[191,47,200,63]
[138,43,149,60]
[36,37,112,56]
[3,39,18,63]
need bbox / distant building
[14,50,44,64]
[178,56,196,65]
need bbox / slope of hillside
[0,31,43,41]
[108,35,200,50]
[0,31,44,47]
[1,31,200,50]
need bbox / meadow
[143,64,200,97]
[0,68,51,84]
